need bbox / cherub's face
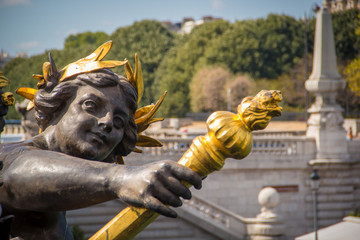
[53,84,129,161]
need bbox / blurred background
[3,0,359,121]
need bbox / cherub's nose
[99,112,113,133]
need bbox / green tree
[203,14,304,79]
[226,74,254,112]
[333,9,360,116]
[190,66,230,112]
[273,58,308,112]
[345,57,360,96]
[190,65,254,113]
[108,20,176,105]
[332,9,360,61]
[153,20,231,117]
[64,31,110,49]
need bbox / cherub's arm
[0,148,201,217]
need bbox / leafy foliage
[227,74,254,111]
[64,31,110,49]
[203,14,305,78]
[345,57,360,96]
[190,66,230,112]
[108,20,176,105]
[341,57,360,117]
[153,20,231,117]
[332,9,360,61]
[190,66,254,112]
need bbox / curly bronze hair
[34,69,138,159]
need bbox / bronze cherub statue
[0,41,282,240]
[0,42,201,240]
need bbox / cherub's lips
[91,132,108,145]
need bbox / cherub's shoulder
[0,140,38,160]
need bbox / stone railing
[140,137,193,156]
[183,195,247,235]
[137,136,315,157]
[180,187,285,240]
[252,130,306,137]
[1,123,25,143]
[2,123,25,135]
[251,136,315,156]
[145,129,306,139]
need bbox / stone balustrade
[144,129,306,139]
[183,195,247,233]
[136,136,315,158]
[1,124,315,160]
[1,124,25,143]
[251,136,315,157]
[252,130,306,137]
[2,124,25,135]
[180,187,284,240]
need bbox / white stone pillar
[245,187,284,240]
[305,0,349,162]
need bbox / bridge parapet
[127,135,316,163]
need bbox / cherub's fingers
[152,182,183,207]
[169,163,202,190]
[160,175,192,200]
[144,196,178,218]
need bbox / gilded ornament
[1,92,15,106]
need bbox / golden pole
[90,90,282,240]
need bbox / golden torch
[90,89,282,240]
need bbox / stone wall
[123,136,360,240]
[191,157,314,239]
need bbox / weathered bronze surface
[15,99,39,138]
[90,90,282,240]
[0,43,201,239]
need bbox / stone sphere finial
[257,187,279,219]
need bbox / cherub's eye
[83,100,97,111]
[113,116,124,129]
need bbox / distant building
[15,51,28,58]
[0,50,12,69]
[161,21,181,32]
[0,50,28,70]
[162,15,223,35]
[325,0,360,12]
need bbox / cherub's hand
[115,160,202,218]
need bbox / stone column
[304,1,360,231]
[245,187,284,240]
[305,0,349,163]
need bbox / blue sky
[0,0,322,57]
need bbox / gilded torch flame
[90,90,282,240]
